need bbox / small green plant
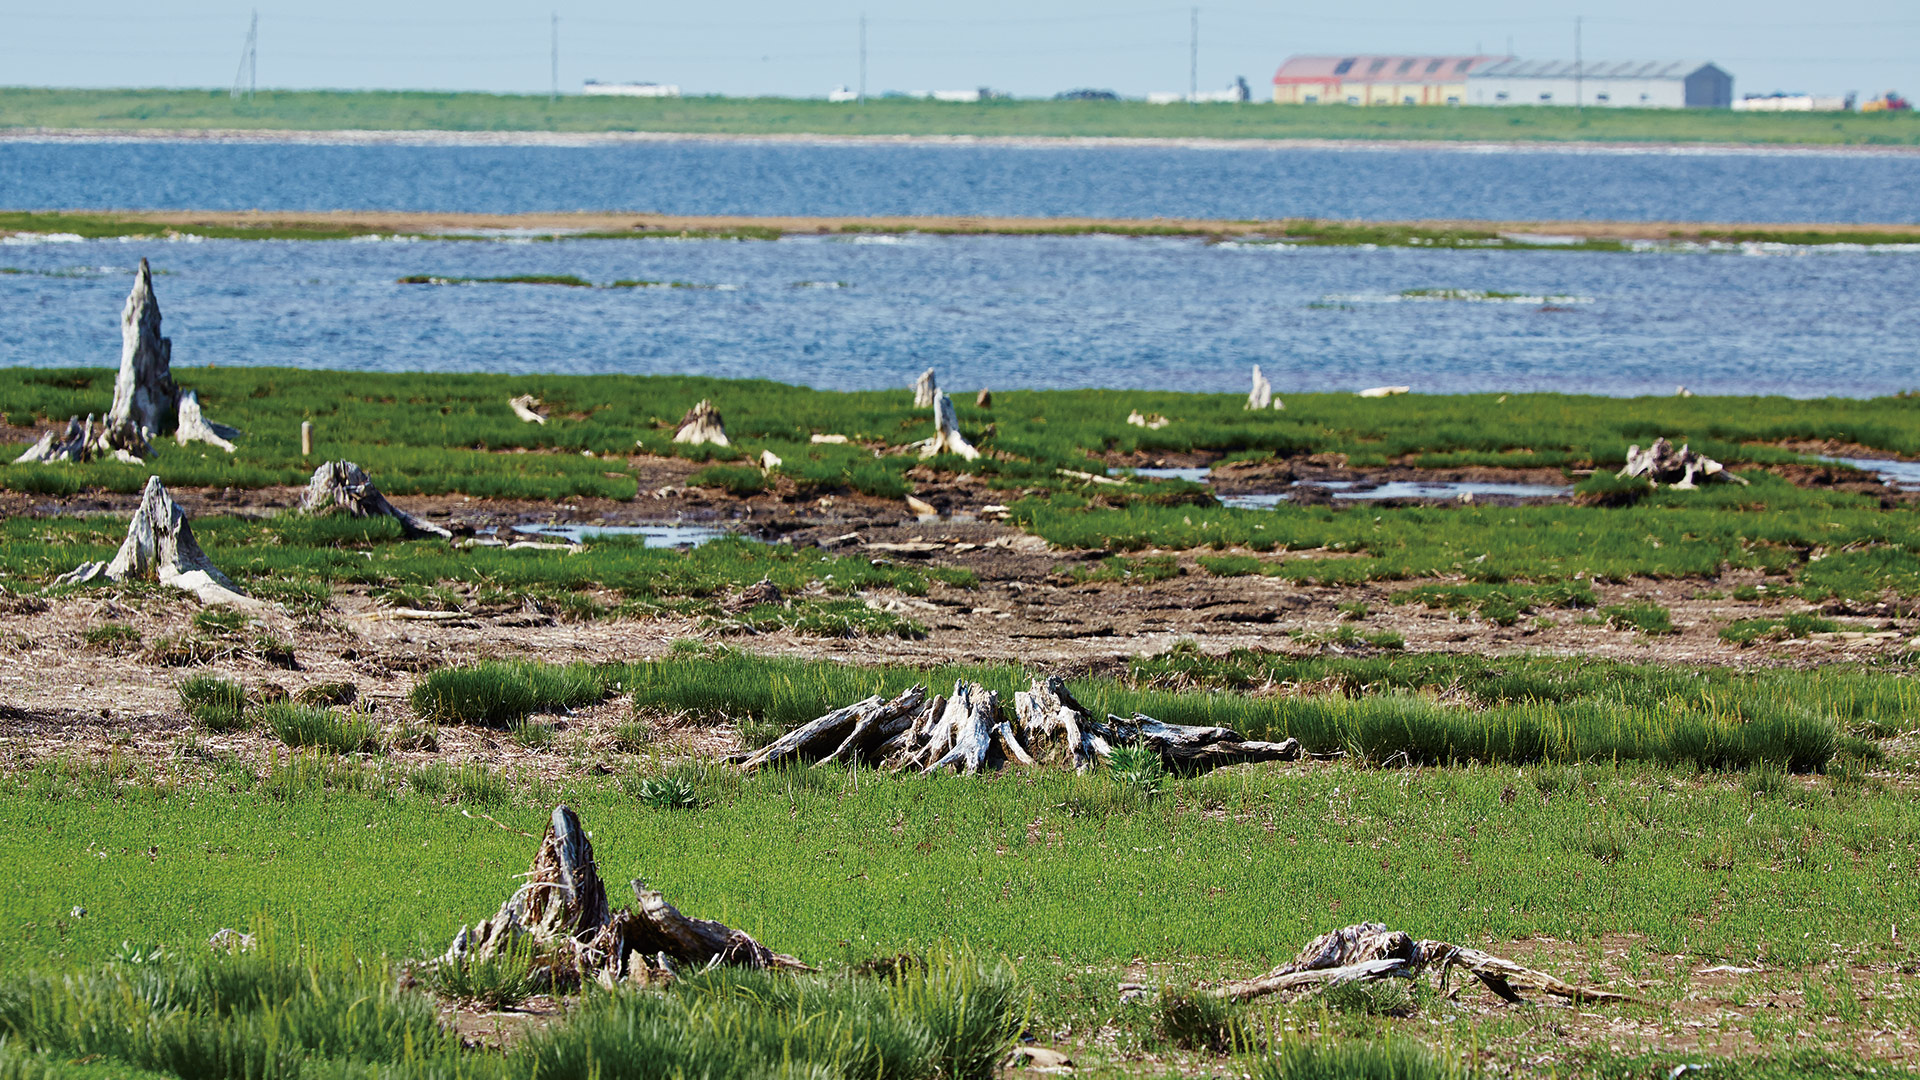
[410,660,608,727]
[608,719,655,752]
[1197,553,1263,577]
[260,703,383,754]
[452,761,512,805]
[1153,989,1237,1052]
[1338,601,1370,621]
[1721,613,1843,646]
[1256,1037,1469,1080]
[1602,602,1675,635]
[628,773,704,810]
[190,609,249,636]
[82,623,141,652]
[510,721,555,750]
[178,675,248,731]
[1106,743,1166,796]
[688,464,769,496]
[418,939,545,1009]
[1069,555,1180,585]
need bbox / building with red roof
[1271,55,1506,106]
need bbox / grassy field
[6,88,1920,146]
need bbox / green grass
[258,703,384,754]
[408,660,608,727]
[1391,581,1595,626]
[1602,601,1676,635]
[6,87,1920,146]
[178,675,248,732]
[1719,612,1848,645]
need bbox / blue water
[3,233,1917,397]
[4,138,1920,222]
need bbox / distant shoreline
[6,126,1920,157]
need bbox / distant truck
[1861,91,1912,112]
[582,81,680,98]
[1733,93,1849,112]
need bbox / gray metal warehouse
[1466,60,1733,108]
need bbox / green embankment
[4,87,1920,146]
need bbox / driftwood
[14,415,96,464]
[55,475,259,608]
[508,394,548,424]
[920,392,981,461]
[1356,386,1410,398]
[672,400,729,447]
[1218,922,1631,1005]
[1618,437,1748,489]
[99,259,177,454]
[759,449,783,470]
[439,805,810,989]
[1247,365,1281,410]
[912,367,938,408]
[744,674,1320,776]
[298,460,452,540]
[174,390,238,452]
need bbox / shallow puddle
[1823,456,1920,491]
[1220,480,1571,508]
[511,523,733,546]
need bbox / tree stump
[174,390,238,452]
[1246,365,1280,410]
[55,475,259,608]
[919,392,981,461]
[98,259,177,454]
[976,388,992,408]
[1217,921,1631,1005]
[440,804,810,989]
[912,368,938,408]
[1618,437,1748,489]
[298,460,451,540]
[13,415,95,464]
[508,394,548,424]
[672,400,730,447]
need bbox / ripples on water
[3,234,1917,397]
[4,139,1920,222]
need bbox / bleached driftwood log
[741,674,1318,777]
[912,368,938,408]
[1618,437,1748,489]
[919,392,980,461]
[14,415,95,464]
[439,805,810,990]
[174,390,238,452]
[1247,365,1281,410]
[672,400,729,447]
[1356,386,1411,398]
[98,259,177,455]
[759,449,783,470]
[509,394,548,424]
[54,475,259,608]
[1218,922,1631,1005]
[298,460,452,540]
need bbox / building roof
[1272,55,1505,85]
[1471,59,1722,80]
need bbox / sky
[1,1,1914,102]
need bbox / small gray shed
[1467,60,1733,108]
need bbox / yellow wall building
[1271,55,1505,106]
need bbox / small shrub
[1154,989,1237,1052]
[1573,471,1652,507]
[608,719,655,752]
[410,660,608,727]
[1107,743,1166,796]
[419,938,543,1009]
[294,680,357,707]
[83,623,141,652]
[510,721,555,750]
[1602,602,1674,635]
[261,703,383,754]
[628,773,704,810]
[179,675,247,732]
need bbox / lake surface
[3,233,1916,397]
[4,138,1920,223]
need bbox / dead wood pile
[739,676,1316,775]
[435,805,810,990]
[1218,922,1631,1004]
[1618,437,1748,489]
[673,399,729,447]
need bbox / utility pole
[859,12,867,104]
[1574,16,1583,114]
[550,13,559,105]
[230,9,256,102]
[1188,6,1197,105]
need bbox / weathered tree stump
[1246,365,1281,410]
[1356,385,1411,398]
[1618,437,1748,489]
[14,415,95,464]
[508,394,548,424]
[672,400,730,447]
[975,388,992,408]
[740,674,1323,777]
[1217,921,1631,1005]
[440,804,809,989]
[299,460,451,539]
[919,392,981,461]
[98,259,177,454]
[174,390,238,452]
[55,475,259,608]
[912,368,938,408]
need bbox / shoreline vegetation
[8,209,1920,247]
[5,87,1920,146]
